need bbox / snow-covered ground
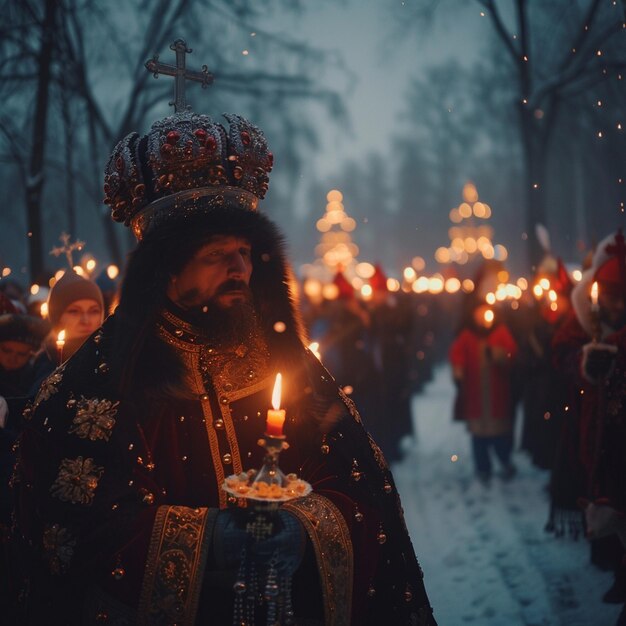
[393,365,622,626]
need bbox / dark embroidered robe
[12,309,436,625]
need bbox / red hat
[369,263,388,293]
[593,229,626,294]
[332,271,354,300]
[550,258,574,297]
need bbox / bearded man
[12,86,435,623]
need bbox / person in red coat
[450,301,518,483]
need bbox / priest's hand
[581,342,617,382]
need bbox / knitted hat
[0,314,49,349]
[47,271,104,329]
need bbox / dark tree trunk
[60,82,76,237]
[27,0,58,281]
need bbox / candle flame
[484,309,494,324]
[272,373,282,410]
[57,329,66,343]
[591,281,598,304]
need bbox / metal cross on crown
[145,39,214,112]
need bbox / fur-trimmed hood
[109,203,309,399]
[572,231,623,340]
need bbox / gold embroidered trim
[338,387,363,425]
[283,493,353,625]
[50,456,104,505]
[367,433,389,472]
[161,309,210,338]
[138,505,216,626]
[69,396,119,441]
[156,323,202,353]
[227,374,273,403]
[202,396,227,507]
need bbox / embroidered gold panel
[138,505,217,626]
[283,493,353,626]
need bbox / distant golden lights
[355,262,375,279]
[322,283,339,300]
[387,278,400,292]
[107,265,120,280]
[412,256,426,271]
[403,267,417,282]
[438,183,505,265]
[462,279,475,293]
[315,190,360,270]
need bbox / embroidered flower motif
[50,456,104,505]
[33,365,66,409]
[42,523,77,575]
[69,396,119,441]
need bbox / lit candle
[56,329,66,363]
[590,281,599,312]
[266,373,286,437]
[483,309,494,326]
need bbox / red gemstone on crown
[205,136,217,151]
[241,131,251,146]
[194,128,207,140]
[166,131,180,145]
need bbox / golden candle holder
[222,433,311,540]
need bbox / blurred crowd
[447,230,626,624]
[1,229,625,623]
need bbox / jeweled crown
[103,111,273,238]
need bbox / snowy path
[392,365,621,626]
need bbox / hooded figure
[12,55,435,626]
[549,230,626,596]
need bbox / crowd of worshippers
[1,226,625,620]
[301,265,446,464]
[448,230,626,619]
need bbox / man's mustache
[215,279,251,296]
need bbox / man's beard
[180,281,260,346]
